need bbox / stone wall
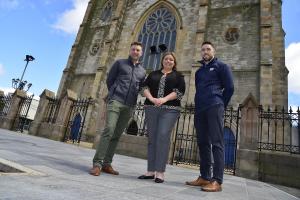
[271,0,288,108]
[206,2,260,106]
[259,151,300,188]
[115,134,148,159]
[50,1,292,189]
[29,89,78,142]
[0,90,27,130]
[54,0,287,140]
[236,149,300,189]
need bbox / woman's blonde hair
[160,52,177,71]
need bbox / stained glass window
[100,1,113,22]
[138,7,177,70]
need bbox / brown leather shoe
[201,181,222,192]
[102,165,119,175]
[89,166,101,176]
[186,177,210,187]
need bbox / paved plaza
[0,129,299,200]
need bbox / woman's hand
[150,97,161,106]
[157,97,167,106]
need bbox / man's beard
[203,55,213,61]
[130,55,139,61]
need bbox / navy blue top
[194,58,234,112]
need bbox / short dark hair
[131,41,143,48]
[201,41,215,49]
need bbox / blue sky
[0,0,88,95]
[0,0,299,108]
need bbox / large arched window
[100,0,113,22]
[138,7,177,70]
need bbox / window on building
[100,1,113,22]
[138,7,177,70]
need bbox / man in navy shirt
[186,41,234,192]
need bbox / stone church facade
[56,0,288,138]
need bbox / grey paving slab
[0,128,299,200]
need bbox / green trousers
[93,100,133,167]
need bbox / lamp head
[150,46,157,54]
[158,44,167,52]
[25,55,35,62]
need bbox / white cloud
[290,105,299,112]
[0,87,38,100]
[0,64,4,75]
[52,0,89,34]
[0,63,5,76]
[0,87,15,94]
[286,42,300,94]
[0,0,19,10]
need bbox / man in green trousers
[90,42,146,176]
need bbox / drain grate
[0,162,25,173]
[0,158,44,175]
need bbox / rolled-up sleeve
[173,74,185,100]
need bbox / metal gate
[171,105,241,174]
[0,93,13,116]
[63,97,93,143]
[14,94,34,132]
[43,98,60,123]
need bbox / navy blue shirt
[195,58,234,112]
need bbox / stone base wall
[259,151,300,189]
[0,117,14,130]
[235,149,260,180]
[34,122,66,142]
[236,149,300,189]
[115,134,148,159]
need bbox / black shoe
[138,175,155,179]
[154,178,164,183]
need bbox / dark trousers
[194,104,224,184]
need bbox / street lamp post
[12,55,35,92]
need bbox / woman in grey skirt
[138,52,185,183]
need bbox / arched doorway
[224,127,236,169]
[70,113,82,142]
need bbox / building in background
[22,98,39,131]
[55,0,287,137]
[24,0,300,188]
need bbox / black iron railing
[258,106,300,154]
[0,94,12,116]
[63,97,93,143]
[171,104,240,174]
[14,94,34,132]
[126,101,147,136]
[124,102,300,172]
[125,102,241,174]
[43,98,61,123]
[172,104,197,166]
